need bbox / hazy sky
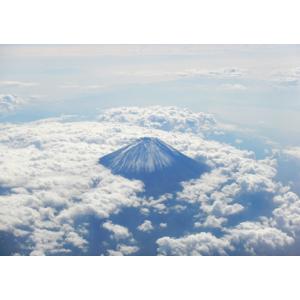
[1,45,300,144]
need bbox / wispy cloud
[283,147,300,159]
[116,67,245,81]
[59,83,107,90]
[0,94,26,114]
[271,67,300,87]
[0,80,38,87]
[219,83,247,91]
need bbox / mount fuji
[99,137,208,196]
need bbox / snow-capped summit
[100,137,182,173]
[99,137,208,196]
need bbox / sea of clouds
[0,105,300,255]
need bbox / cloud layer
[0,106,300,255]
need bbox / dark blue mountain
[99,137,208,196]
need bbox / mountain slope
[99,137,208,196]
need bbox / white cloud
[177,156,277,221]
[116,67,245,82]
[159,223,167,228]
[98,106,217,136]
[205,68,245,78]
[137,220,153,232]
[157,232,232,256]
[272,67,300,87]
[103,221,131,240]
[107,244,139,256]
[157,219,295,256]
[64,231,88,249]
[225,221,294,255]
[199,215,227,228]
[220,83,247,91]
[0,120,146,254]
[272,191,300,236]
[0,94,26,114]
[283,147,300,160]
[59,83,106,90]
[0,81,38,87]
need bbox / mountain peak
[99,137,208,196]
[100,137,180,174]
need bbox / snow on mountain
[99,137,208,196]
[100,137,180,173]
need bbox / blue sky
[1,45,300,144]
